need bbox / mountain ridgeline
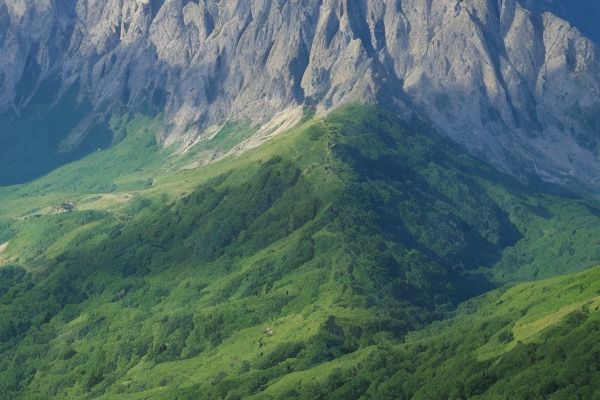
[1,106,600,399]
[1,0,600,188]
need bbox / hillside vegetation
[0,105,599,399]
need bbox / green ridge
[0,105,599,399]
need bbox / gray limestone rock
[1,0,599,188]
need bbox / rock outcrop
[1,0,599,187]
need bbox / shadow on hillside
[0,77,113,187]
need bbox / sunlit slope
[0,105,599,399]
[254,265,600,400]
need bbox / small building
[60,202,76,212]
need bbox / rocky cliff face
[1,0,599,188]
[522,0,600,45]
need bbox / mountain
[522,0,600,45]
[1,105,600,398]
[3,2,600,399]
[1,0,600,188]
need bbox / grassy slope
[0,105,599,399]
[259,266,600,400]
[0,76,114,186]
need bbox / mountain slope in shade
[522,0,600,45]
[1,105,600,399]
[1,0,600,188]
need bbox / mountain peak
[0,0,599,189]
